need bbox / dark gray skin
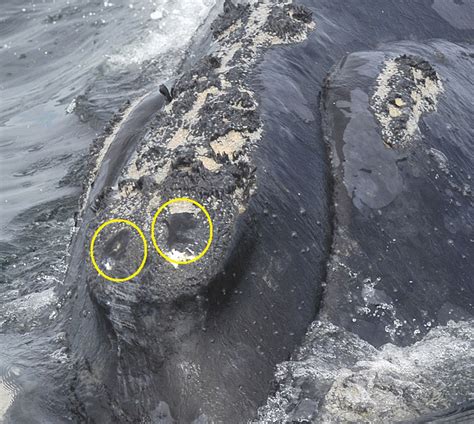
[321,42,473,347]
[20,1,470,423]
[255,14,473,421]
[60,3,326,423]
[87,92,166,212]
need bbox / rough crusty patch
[371,55,443,148]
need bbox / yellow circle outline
[151,197,213,265]
[90,218,148,283]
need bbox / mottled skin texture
[257,40,473,423]
[2,0,473,423]
[61,2,320,423]
[321,44,473,347]
[52,1,473,423]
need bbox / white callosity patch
[168,249,196,262]
[112,0,314,221]
[168,201,200,215]
[256,320,474,423]
[371,56,443,148]
[406,68,441,138]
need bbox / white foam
[108,0,217,67]
[0,366,20,423]
[257,320,474,423]
[0,380,13,422]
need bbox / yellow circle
[151,197,213,265]
[90,218,148,283]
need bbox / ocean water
[1,0,218,237]
[0,0,219,420]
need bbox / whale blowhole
[152,199,212,265]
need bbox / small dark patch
[265,4,312,39]
[166,213,198,248]
[159,84,173,103]
[103,229,130,260]
[211,0,248,38]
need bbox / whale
[255,4,473,422]
[62,1,473,422]
[320,43,473,347]
[57,2,325,423]
[264,41,473,422]
[3,0,473,423]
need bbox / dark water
[1,0,219,235]
[0,0,219,419]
